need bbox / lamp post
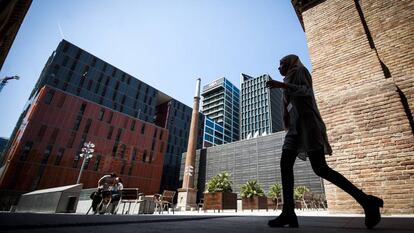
[0,76,20,93]
[76,141,95,184]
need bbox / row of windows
[242,122,270,132]
[62,43,134,86]
[50,77,155,121]
[51,64,156,115]
[242,107,269,118]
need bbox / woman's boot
[268,212,299,228]
[363,195,384,229]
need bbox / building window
[41,145,53,164]
[107,112,113,124]
[83,118,92,134]
[79,103,87,115]
[142,150,147,162]
[141,123,146,134]
[91,57,97,67]
[130,120,136,131]
[112,142,119,157]
[54,148,65,165]
[37,125,47,141]
[67,131,76,148]
[115,128,122,141]
[44,89,55,105]
[49,128,59,144]
[57,95,66,108]
[153,128,158,138]
[131,147,137,161]
[93,154,101,171]
[73,115,82,131]
[107,126,114,139]
[20,141,33,161]
[119,144,126,159]
[151,139,156,151]
[75,49,82,59]
[98,109,105,121]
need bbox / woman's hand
[266,80,288,89]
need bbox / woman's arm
[283,68,313,97]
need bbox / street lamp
[0,75,20,93]
[76,141,95,184]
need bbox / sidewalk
[0,210,413,233]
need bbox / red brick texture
[299,0,414,214]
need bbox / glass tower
[201,77,240,147]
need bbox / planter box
[267,197,280,211]
[242,196,268,211]
[203,192,237,212]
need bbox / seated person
[109,177,124,214]
[90,172,117,213]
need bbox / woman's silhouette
[266,54,383,229]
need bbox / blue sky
[0,0,310,138]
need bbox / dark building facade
[1,40,203,201]
[240,74,283,139]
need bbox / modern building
[0,40,203,208]
[0,0,32,70]
[181,131,325,201]
[0,86,168,209]
[201,77,240,147]
[240,73,283,139]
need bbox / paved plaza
[0,211,413,233]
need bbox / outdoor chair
[115,188,144,215]
[154,190,176,214]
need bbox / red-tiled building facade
[0,86,168,195]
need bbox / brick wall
[298,0,414,214]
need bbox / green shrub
[267,183,282,200]
[294,186,309,200]
[240,180,265,198]
[205,172,233,193]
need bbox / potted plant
[240,180,267,211]
[267,183,282,210]
[203,172,237,212]
[294,186,309,209]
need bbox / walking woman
[266,54,383,229]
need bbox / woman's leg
[280,149,297,213]
[308,149,383,229]
[268,149,298,228]
[308,149,366,204]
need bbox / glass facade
[240,73,283,139]
[201,77,239,147]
